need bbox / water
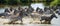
[31,3,45,11]
[0,3,60,26]
[0,9,5,13]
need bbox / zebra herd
[0,6,59,24]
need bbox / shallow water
[0,3,60,26]
[0,9,60,26]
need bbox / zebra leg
[48,21,51,24]
[20,19,23,24]
[40,20,42,24]
[20,17,23,24]
[40,21,42,24]
[40,19,44,24]
[8,19,18,24]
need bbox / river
[0,3,60,26]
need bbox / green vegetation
[45,0,54,6]
[0,0,60,6]
[50,0,60,7]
